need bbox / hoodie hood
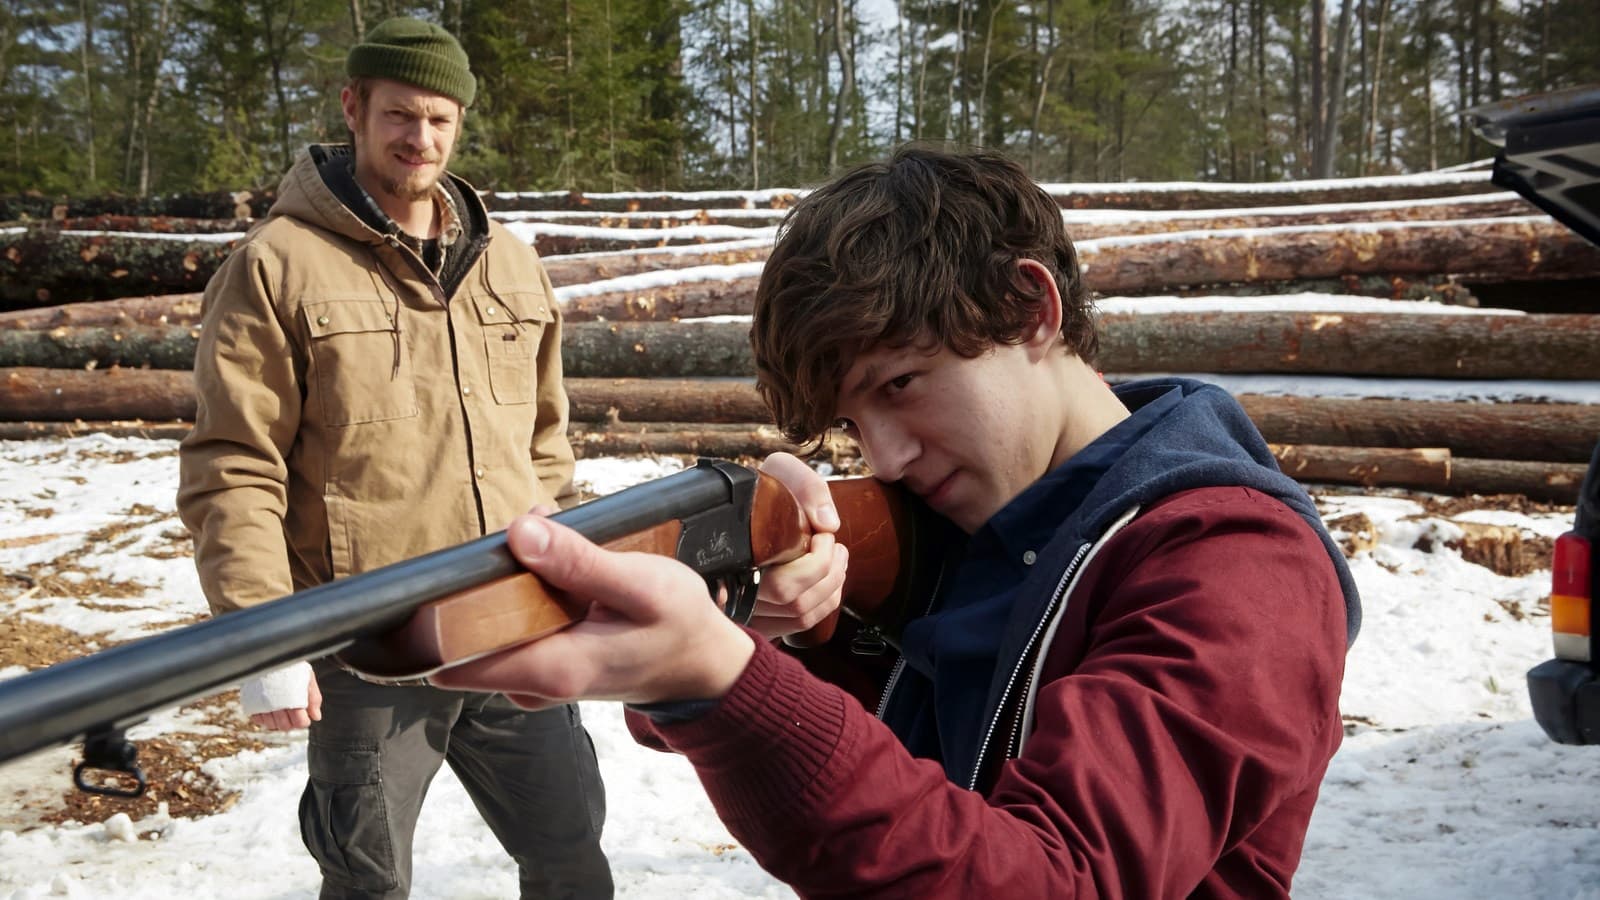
[1067,377,1360,643]
[882,376,1361,783]
[266,144,491,250]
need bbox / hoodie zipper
[873,562,950,721]
[965,506,1139,791]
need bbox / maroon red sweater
[630,487,1347,898]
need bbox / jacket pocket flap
[472,289,554,326]
[304,300,396,338]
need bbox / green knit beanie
[346,17,476,108]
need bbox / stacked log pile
[2,167,1597,502]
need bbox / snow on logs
[2,169,1596,501]
[8,214,1600,310]
[553,219,1600,322]
[1,314,1590,383]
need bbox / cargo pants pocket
[299,740,398,894]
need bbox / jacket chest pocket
[471,290,553,405]
[303,300,418,426]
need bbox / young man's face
[341,78,461,204]
[833,335,1068,534]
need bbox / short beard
[379,173,437,203]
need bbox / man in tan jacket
[177,17,612,899]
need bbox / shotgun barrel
[0,461,751,766]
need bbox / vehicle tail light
[1552,532,1592,662]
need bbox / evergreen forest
[1,0,1597,197]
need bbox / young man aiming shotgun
[431,146,1361,897]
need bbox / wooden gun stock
[335,474,919,681]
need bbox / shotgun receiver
[0,459,929,795]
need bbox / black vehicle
[1465,85,1600,745]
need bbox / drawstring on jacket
[374,236,406,379]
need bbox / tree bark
[559,322,755,376]
[6,368,1596,467]
[540,242,772,285]
[520,229,770,258]
[0,324,201,369]
[1059,195,1532,240]
[0,293,203,330]
[567,377,770,423]
[0,189,274,221]
[0,367,194,420]
[1078,218,1600,294]
[560,277,763,323]
[1270,443,1451,490]
[560,219,1600,319]
[0,420,193,441]
[482,190,800,213]
[0,231,238,307]
[1098,310,1600,380]
[1267,443,1585,502]
[1314,0,1356,178]
[34,215,256,234]
[1046,176,1496,210]
[1239,394,1599,463]
[567,421,838,462]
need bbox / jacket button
[1022,550,1037,565]
[462,386,472,397]
[474,467,485,479]
[486,306,497,316]
[316,315,329,326]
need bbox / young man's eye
[885,373,916,392]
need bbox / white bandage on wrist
[239,661,313,717]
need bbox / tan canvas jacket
[178,146,576,614]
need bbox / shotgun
[0,459,933,797]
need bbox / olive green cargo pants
[301,660,613,899]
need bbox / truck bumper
[1528,658,1600,745]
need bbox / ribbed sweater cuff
[651,635,856,833]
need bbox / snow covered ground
[1,436,1598,899]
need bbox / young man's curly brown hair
[751,145,1098,446]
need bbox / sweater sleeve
[645,487,1347,899]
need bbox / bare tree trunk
[1226,0,1239,181]
[1310,0,1326,175]
[1364,0,1389,173]
[976,2,999,145]
[949,0,964,142]
[121,4,144,190]
[79,0,98,186]
[1422,0,1437,169]
[914,7,929,139]
[894,0,905,143]
[722,0,738,172]
[1315,0,1355,178]
[348,0,363,36]
[1486,0,1501,100]
[1455,4,1471,157]
[1254,0,1268,179]
[605,0,618,190]
[1028,0,1058,171]
[747,0,759,188]
[1288,4,1306,175]
[1538,0,1550,90]
[824,0,855,172]
[136,0,173,196]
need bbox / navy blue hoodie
[880,376,1361,787]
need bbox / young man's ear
[1016,259,1064,355]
